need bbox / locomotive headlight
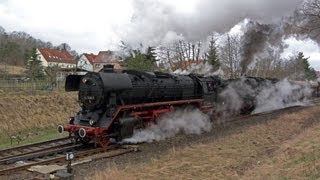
[89,119,95,126]
[69,117,75,124]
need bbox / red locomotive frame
[62,99,213,147]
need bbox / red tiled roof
[84,53,98,64]
[93,51,118,63]
[38,48,76,64]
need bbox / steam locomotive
[57,65,315,147]
[58,65,228,147]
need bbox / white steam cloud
[217,77,313,115]
[253,80,313,113]
[173,62,224,77]
[217,78,257,115]
[123,108,211,143]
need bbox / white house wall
[37,49,48,67]
[78,55,93,71]
[48,62,76,68]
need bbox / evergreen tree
[26,48,45,80]
[296,52,317,80]
[146,47,157,63]
[125,47,157,71]
[205,35,220,71]
[45,65,60,83]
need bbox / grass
[242,107,320,179]
[0,91,78,148]
[0,91,78,132]
[291,152,318,165]
[91,106,320,180]
[0,126,69,149]
[0,64,26,76]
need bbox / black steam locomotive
[58,65,282,147]
[59,65,228,147]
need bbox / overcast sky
[0,0,319,70]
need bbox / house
[78,53,97,71]
[36,48,77,81]
[37,48,76,69]
[77,50,123,72]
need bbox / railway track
[0,142,137,175]
[0,137,71,162]
[0,137,75,175]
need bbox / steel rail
[0,142,74,164]
[0,145,135,175]
[0,137,70,154]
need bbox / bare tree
[219,35,241,78]
[300,0,320,39]
[158,40,203,71]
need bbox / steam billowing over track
[58,65,320,147]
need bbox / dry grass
[0,64,26,75]
[0,91,78,138]
[92,106,320,180]
[242,116,320,179]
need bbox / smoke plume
[239,22,271,74]
[123,108,211,143]
[118,0,303,48]
[173,62,224,77]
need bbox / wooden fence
[0,79,65,92]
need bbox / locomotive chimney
[102,64,114,72]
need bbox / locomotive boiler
[58,65,224,147]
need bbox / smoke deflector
[65,75,84,92]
